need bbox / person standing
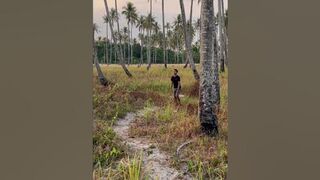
[171,69,181,105]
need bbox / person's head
[174,69,178,75]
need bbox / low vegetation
[93,64,228,179]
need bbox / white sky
[93,0,228,39]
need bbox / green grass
[93,64,228,179]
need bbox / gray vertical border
[0,0,92,179]
[229,0,320,179]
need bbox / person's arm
[178,77,181,89]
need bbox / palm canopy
[110,8,118,22]
[103,15,110,23]
[122,2,138,25]
[145,14,156,30]
[136,15,146,31]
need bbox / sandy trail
[113,108,191,180]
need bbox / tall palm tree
[136,15,146,67]
[121,27,129,63]
[103,0,132,77]
[152,22,160,63]
[173,14,186,64]
[217,0,226,72]
[161,0,167,68]
[179,0,199,80]
[122,2,138,65]
[114,0,126,65]
[199,0,219,135]
[110,8,118,63]
[103,15,110,64]
[146,0,154,70]
[183,0,196,68]
[93,24,108,86]
[165,22,171,63]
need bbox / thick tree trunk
[179,0,199,80]
[199,0,219,136]
[104,0,132,77]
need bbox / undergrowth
[93,64,228,179]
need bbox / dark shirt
[171,75,180,88]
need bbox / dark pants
[173,87,181,104]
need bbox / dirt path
[113,108,191,180]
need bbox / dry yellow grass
[93,64,228,179]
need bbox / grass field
[93,64,228,179]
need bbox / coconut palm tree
[179,0,199,80]
[217,0,226,72]
[152,22,160,63]
[110,8,118,63]
[161,0,167,68]
[165,22,171,62]
[173,15,185,64]
[136,15,146,67]
[113,0,126,65]
[146,0,155,70]
[103,15,110,64]
[145,14,156,68]
[122,2,138,65]
[198,0,219,135]
[93,24,108,86]
[103,0,132,77]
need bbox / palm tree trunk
[153,47,157,64]
[218,0,226,71]
[221,0,228,67]
[179,0,199,80]
[131,22,134,65]
[140,30,145,67]
[110,36,112,63]
[147,0,153,70]
[184,0,194,68]
[199,0,219,136]
[103,0,132,77]
[162,0,167,68]
[93,32,108,86]
[127,22,131,65]
[105,24,109,65]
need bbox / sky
[93,0,228,39]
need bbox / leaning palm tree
[93,24,108,86]
[198,0,219,135]
[110,8,118,63]
[103,0,132,77]
[179,0,199,80]
[122,2,138,65]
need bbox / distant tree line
[94,39,200,64]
